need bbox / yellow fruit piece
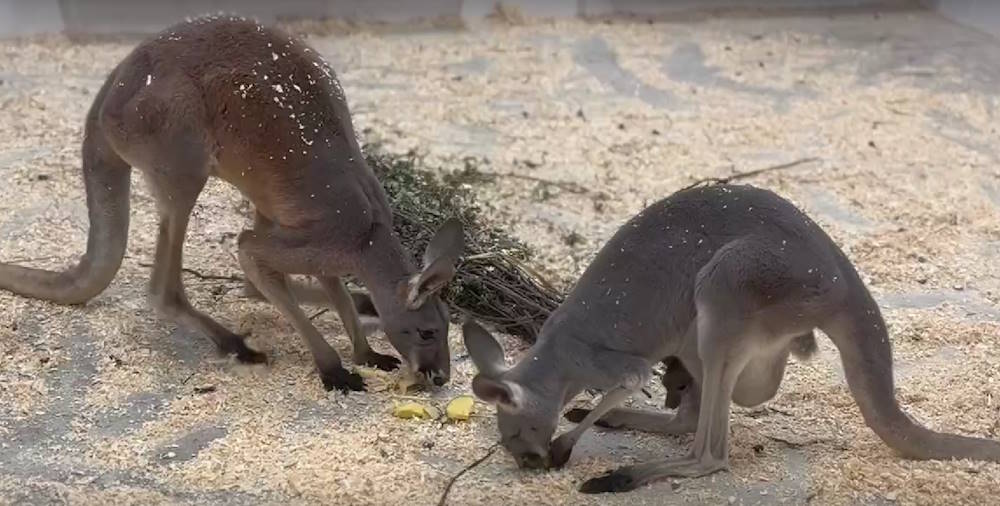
[393,402,439,420]
[355,367,389,380]
[446,396,475,421]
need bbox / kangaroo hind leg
[111,74,265,364]
[579,236,836,493]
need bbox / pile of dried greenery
[363,143,561,342]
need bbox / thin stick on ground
[137,262,244,282]
[682,157,821,190]
[308,308,330,321]
[492,172,593,195]
[3,255,59,265]
[437,442,501,506]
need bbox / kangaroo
[0,15,464,393]
[463,183,1000,493]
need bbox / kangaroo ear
[405,218,464,309]
[462,319,507,377]
[472,375,523,412]
[423,218,464,268]
[350,291,381,336]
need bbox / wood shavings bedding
[1,9,998,505]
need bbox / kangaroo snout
[515,451,550,470]
[418,366,449,386]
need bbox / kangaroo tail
[823,285,1000,462]
[0,79,131,305]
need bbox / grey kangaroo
[463,183,1000,493]
[0,15,464,393]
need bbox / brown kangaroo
[462,183,1000,493]
[0,15,464,393]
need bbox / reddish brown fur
[0,15,463,393]
[109,17,377,235]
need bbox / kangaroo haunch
[0,15,464,393]
[463,183,1000,494]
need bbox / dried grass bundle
[364,143,562,342]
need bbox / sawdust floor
[2,6,1000,506]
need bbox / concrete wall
[0,0,923,37]
[0,1,62,36]
[920,0,1000,38]
[1,0,998,39]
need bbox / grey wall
[920,0,1000,38]
[0,1,62,36]
[0,0,922,37]
[1,0,998,40]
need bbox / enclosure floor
[2,6,1000,505]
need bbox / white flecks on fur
[272,52,279,61]
[272,84,284,93]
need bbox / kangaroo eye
[419,329,435,341]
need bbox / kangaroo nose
[429,369,449,386]
[419,368,449,387]
[518,452,547,469]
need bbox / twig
[438,442,501,506]
[746,406,795,418]
[137,262,244,282]
[682,157,821,191]
[3,255,59,265]
[308,308,330,321]
[501,255,562,296]
[765,434,840,449]
[462,252,505,262]
[492,172,592,195]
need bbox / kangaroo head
[376,218,463,386]
[463,320,565,469]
